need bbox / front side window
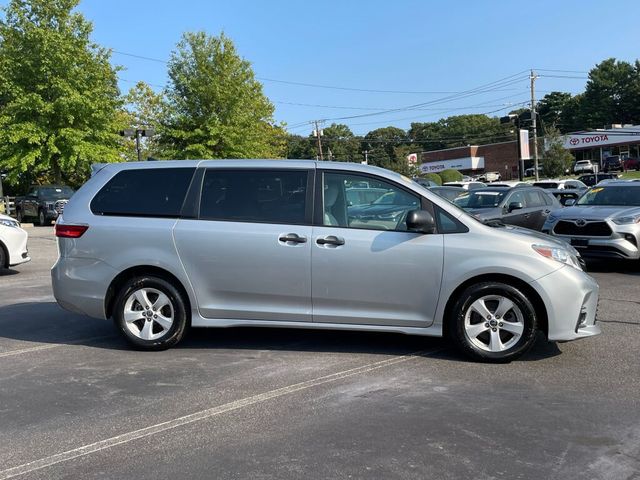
[91,168,195,217]
[323,172,420,231]
[200,169,308,224]
[506,191,526,208]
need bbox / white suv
[574,160,595,174]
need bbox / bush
[421,173,442,185]
[438,169,463,183]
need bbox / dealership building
[418,124,640,177]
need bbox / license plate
[571,238,589,247]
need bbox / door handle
[279,233,307,244]
[316,235,345,246]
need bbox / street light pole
[119,128,155,161]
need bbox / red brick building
[419,139,535,180]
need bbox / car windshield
[576,186,640,206]
[533,182,558,189]
[39,186,74,200]
[454,190,506,209]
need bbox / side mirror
[563,199,576,206]
[406,209,436,234]
[507,202,523,213]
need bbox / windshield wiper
[483,219,505,227]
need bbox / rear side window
[91,168,195,217]
[199,169,308,224]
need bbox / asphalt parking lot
[1,227,639,480]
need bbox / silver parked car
[52,160,600,362]
[543,180,640,260]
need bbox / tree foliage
[361,126,407,169]
[0,0,123,187]
[542,128,574,178]
[322,123,360,162]
[121,81,164,161]
[159,32,285,159]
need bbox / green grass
[621,170,640,179]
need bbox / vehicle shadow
[0,302,561,362]
[586,259,640,275]
[0,268,20,277]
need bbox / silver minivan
[52,160,600,362]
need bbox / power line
[538,74,588,80]
[535,68,589,74]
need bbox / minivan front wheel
[113,276,189,350]
[450,282,537,362]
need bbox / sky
[73,0,640,136]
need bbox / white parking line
[0,348,439,479]
[0,335,116,358]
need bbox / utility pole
[362,150,369,165]
[530,70,540,181]
[313,121,324,160]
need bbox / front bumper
[543,220,640,260]
[2,226,30,267]
[530,266,600,342]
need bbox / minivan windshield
[576,185,640,206]
[454,190,506,209]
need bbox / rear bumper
[530,266,601,342]
[51,256,116,319]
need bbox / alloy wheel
[463,294,524,352]
[123,287,174,341]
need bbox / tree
[542,128,574,178]
[361,126,408,171]
[0,0,123,188]
[321,123,361,162]
[122,81,165,161]
[159,31,284,159]
[537,92,573,132]
[285,134,316,159]
[580,58,640,128]
[409,114,512,151]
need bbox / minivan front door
[174,168,313,322]
[311,171,444,327]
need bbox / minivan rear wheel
[113,276,189,350]
[449,282,537,362]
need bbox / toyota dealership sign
[562,126,640,150]
[419,156,484,173]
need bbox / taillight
[55,224,89,238]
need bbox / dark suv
[454,186,561,231]
[577,173,619,187]
[603,156,623,172]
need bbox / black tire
[16,209,23,223]
[0,243,6,269]
[38,209,51,226]
[449,282,538,363]
[113,276,189,350]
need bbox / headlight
[0,219,20,228]
[532,244,583,270]
[612,214,640,225]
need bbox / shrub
[438,169,463,183]
[422,173,442,185]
